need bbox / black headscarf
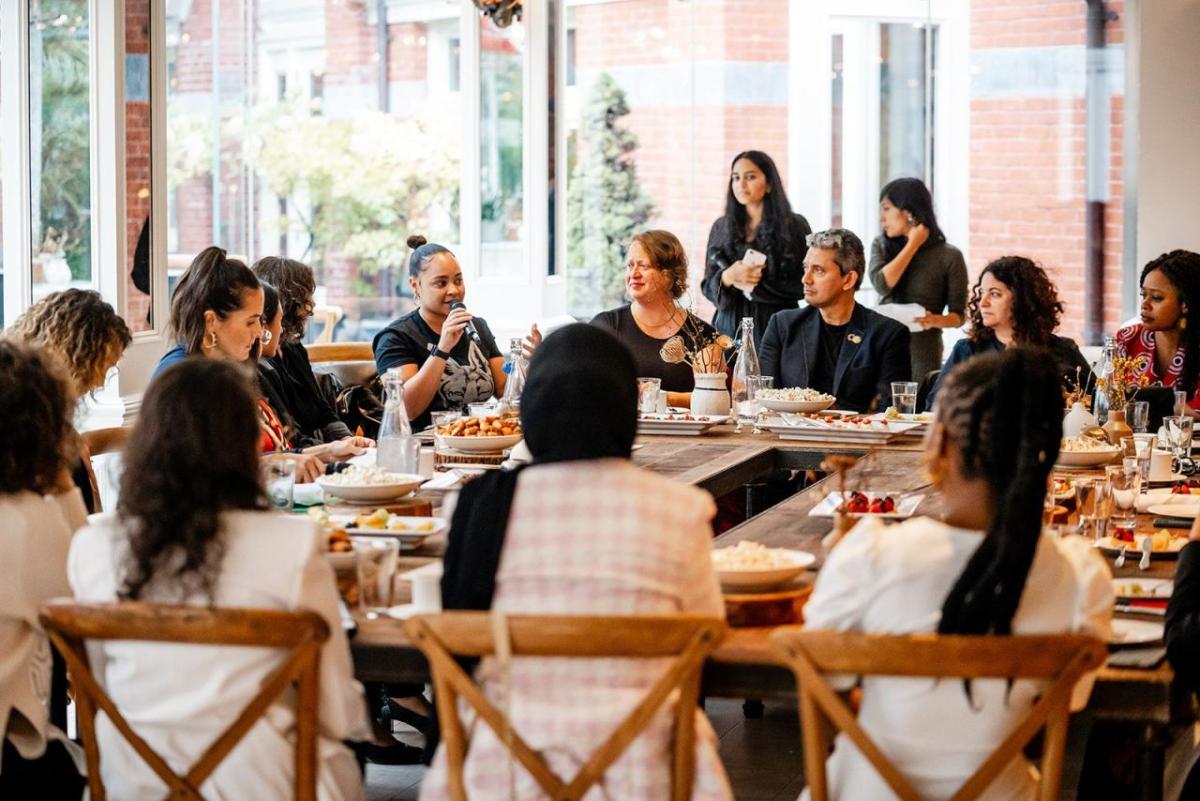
[441,323,638,611]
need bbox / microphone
[448,300,483,345]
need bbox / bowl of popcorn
[437,415,524,453]
[711,541,817,591]
[316,465,425,502]
[756,387,837,414]
[1056,436,1122,468]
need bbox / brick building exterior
[164,0,1129,343]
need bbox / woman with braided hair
[1115,249,1200,411]
[802,348,1113,801]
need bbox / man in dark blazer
[759,228,912,413]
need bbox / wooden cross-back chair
[768,630,1107,801]
[305,341,373,363]
[404,612,726,801]
[39,600,331,801]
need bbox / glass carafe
[731,318,761,431]
[377,367,417,472]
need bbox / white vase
[691,372,730,417]
[1062,402,1097,438]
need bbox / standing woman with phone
[701,150,812,344]
[868,177,968,381]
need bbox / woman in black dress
[592,230,724,407]
[701,150,812,343]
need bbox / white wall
[1129,0,1200,272]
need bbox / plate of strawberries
[809,490,924,519]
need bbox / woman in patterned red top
[1116,250,1200,411]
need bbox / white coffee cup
[1149,448,1175,482]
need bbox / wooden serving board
[324,497,434,517]
[723,584,813,628]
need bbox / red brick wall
[969,0,1126,343]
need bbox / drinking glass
[379,435,420,473]
[1107,463,1141,536]
[1176,391,1190,418]
[1075,477,1112,542]
[891,382,919,415]
[637,377,662,416]
[1128,401,1150,433]
[353,537,399,618]
[1164,415,1194,460]
[262,459,295,511]
[1130,434,1154,484]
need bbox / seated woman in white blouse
[803,348,1113,801]
[0,341,87,798]
[69,358,370,801]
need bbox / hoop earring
[203,330,218,350]
[1182,316,1189,331]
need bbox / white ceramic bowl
[316,473,424,502]
[440,433,524,453]
[1055,448,1121,468]
[714,549,817,592]
[758,397,836,414]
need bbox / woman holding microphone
[373,235,540,430]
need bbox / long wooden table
[350,426,1192,798]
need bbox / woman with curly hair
[924,256,1089,411]
[8,289,132,512]
[0,341,86,798]
[67,358,369,800]
[252,256,353,443]
[1115,250,1200,411]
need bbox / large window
[479,14,525,279]
[29,0,91,300]
[165,0,463,342]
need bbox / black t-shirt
[589,306,718,393]
[809,318,848,396]
[372,309,503,430]
[268,341,352,442]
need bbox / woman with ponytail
[802,348,1112,801]
[1115,249,1200,411]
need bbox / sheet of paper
[873,302,928,333]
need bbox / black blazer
[1167,541,1200,693]
[758,303,912,413]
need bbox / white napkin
[292,483,325,507]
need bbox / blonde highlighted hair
[629,230,690,300]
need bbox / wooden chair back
[305,341,373,363]
[39,601,331,801]
[310,305,344,344]
[769,629,1107,801]
[404,612,726,801]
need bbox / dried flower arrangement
[472,0,522,27]
[659,314,733,374]
[1063,366,1093,410]
[1097,354,1151,412]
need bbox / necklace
[633,303,681,333]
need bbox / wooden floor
[364,698,805,801]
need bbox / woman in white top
[68,358,370,801]
[0,341,87,798]
[803,347,1113,801]
[424,324,733,800]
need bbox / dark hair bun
[407,235,427,249]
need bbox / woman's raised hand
[721,260,763,290]
[522,323,542,360]
[906,223,930,248]
[438,307,474,353]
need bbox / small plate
[808,492,924,519]
[1096,536,1187,557]
[757,396,835,413]
[1112,578,1174,599]
[714,549,816,592]
[1147,502,1200,519]
[439,433,523,453]
[344,516,448,540]
[1109,618,1165,648]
